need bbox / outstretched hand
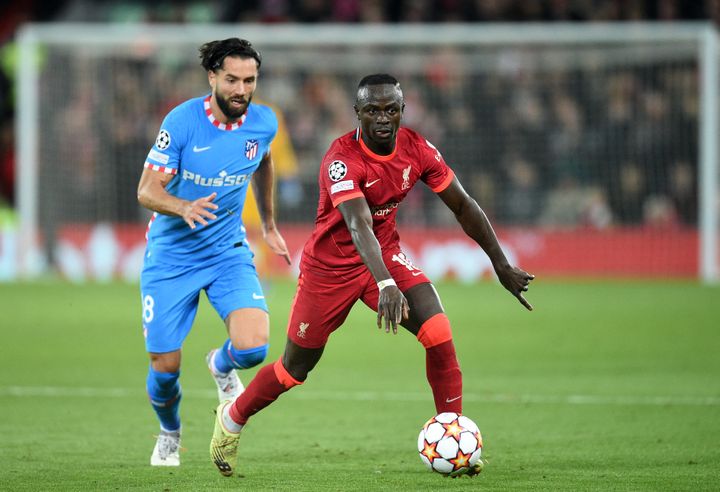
[495,264,535,311]
[377,285,410,334]
[263,227,292,265]
[182,192,218,229]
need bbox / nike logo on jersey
[446,395,462,403]
[193,145,211,152]
[252,293,265,300]
[365,179,380,188]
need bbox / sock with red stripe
[146,366,181,432]
[212,339,269,373]
[229,358,303,425]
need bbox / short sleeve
[144,108,187,175]
[420,138,454,193]
[320,153,366,207]
[260,105,279,155]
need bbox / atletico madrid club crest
[245,139,259,160]
[328,160,347,182]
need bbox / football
[417,412,482,477]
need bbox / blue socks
[213,339,269,373]
[146,341,267,430]
[146,366,181,432]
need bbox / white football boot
[206,349,244,402]
[150,429,180,466]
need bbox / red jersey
[301,127,455,271]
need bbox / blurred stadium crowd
[0,0,715,230]
[1,0,716,25]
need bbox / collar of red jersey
[356,127,398,161]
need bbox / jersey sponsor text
[370,201,399,217]
[181,169,249,187]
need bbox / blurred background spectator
[0,0,715,236]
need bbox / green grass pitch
[1,279,719,490]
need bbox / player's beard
[216,92,252,121]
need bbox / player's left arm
[251,150,291,265]
[437,177,535,310]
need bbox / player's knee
[149,352,180,373]
[282,344,323,382]
[224,340,269,369]
[285,361,311,382]
[416,313,453,349]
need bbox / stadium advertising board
[1,223,697,282]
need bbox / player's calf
[213,339,269,371]
[207,340,269,401]
[416,313,463,413]
[146,367,182,432]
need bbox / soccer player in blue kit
[137,38,291,466]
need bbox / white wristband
[377,278,397,291]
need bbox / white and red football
[417,412,482,477]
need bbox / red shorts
[287,249,430,348]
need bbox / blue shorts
[140,245,268,353]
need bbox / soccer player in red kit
[210,73,534,477]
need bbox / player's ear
[353,104,360,119]
[207,69,216,87]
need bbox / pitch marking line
[1,386,718,406]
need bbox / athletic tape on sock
[416,313,453,348]
[273,358,304,389]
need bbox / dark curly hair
[198,38,262,72]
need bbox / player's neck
[359,134,396,158]
[209,95,245,125]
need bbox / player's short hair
[356,74,403,104]
[358,73,400,89]
[199,38,262,72]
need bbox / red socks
[229,358,302,425]
[417,314,463,414]
[228,314,464,427]
[426,340,463,413]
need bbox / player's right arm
[337,197,409,334]
[137,169,218,230]
[138,106,218,230]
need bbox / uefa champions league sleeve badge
[328,160,348,182]
[155,129,171,150]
